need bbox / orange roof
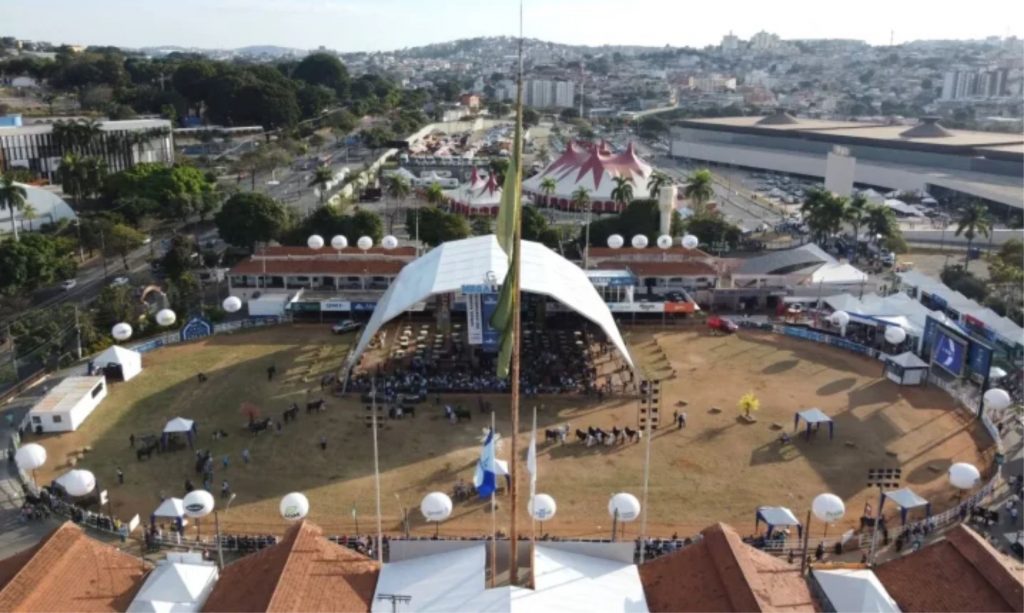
[203,520,379,613]
[597,260,717,277]
[874,525,1024,612]
[229,259,406,276]
[639,523,817,612]
[0,521,150,612]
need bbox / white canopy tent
[127,554,218,613]
[810,262,869,285]
[755,506,803,539]
[813,568,899,613]
[882,487,931,525]
[347,235,633,371]
[94,345,142,381]
[163,418,195,434]
[152,498,186,519]
[794,408,834,441]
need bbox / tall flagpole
[371,377,383,563]
[508,0,526,587]
[530,405,537,589]
[490,411,497,588]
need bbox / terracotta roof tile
[874,525,1024,612]
[203,521,379,613]
[0,521,150,612]
[229,259,406,276]
[260,246,417,257]
[639,523,817,612]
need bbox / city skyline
[4,0,1023,53]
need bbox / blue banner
[967,340,993,379]
[933,330,967,377]
[180,317,213,342]
[351,302,376,312]
[481,293,500,352]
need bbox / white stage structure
[347,235,634,371]
[127,552,218,612]
[812,568,899,613]
[27,376,107,433]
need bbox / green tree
[423,182,446,208]
[801,188,847,243]
[0,175,27,242]
[94,284,136,330]
[683,169,715,215]
[383,175,411,234]
[864,204,900,247]
[610,176,634,210]
[684,216,742,251]
[0,233,76,291]
[160,235,197,281]
[523,108,540,127]
[582,199,681,247]
[57,153,86,207]
[471,217,492,236]
[844,195,868,253]
[538,177,557,208]
[105,223,145,270]
[21,202,37,232]
[292,52,350,96]
[167,271,202,317]
[955,202,993,269]
[215,192,290,251]
[171,60,216,115]
[571,186,591,215]
[410,207,469,247]
[646,172,670,199]
[309,166,334,204]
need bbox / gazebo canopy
[882,487,931,525]
[152,497,185,519]
[887,351,928,369]
[755,506,803,539]
[813,569,899,613]
[794,408,834,440]
[163,418,195,434]
[347,235,633,370]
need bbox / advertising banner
[932,330,967,377]
[321,300,351,312]
[663,301,697,314]
[481,293,500,352]
[466,294,483,345]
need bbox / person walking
[116,467,124,485]
[222,454,229,470]
[129,434,135,448]
[320,435,327,451]
[242,448,250,465]
[221,480,231,498]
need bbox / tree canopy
[214,192,291,251]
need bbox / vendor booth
[28,376,107,433]
[884,352,929,385]
[92,345,142,381]
[881,488,931,525]
[162,417,197,450]
[151,497,188,530]
[794,408,834,441]
[755,506,803,539]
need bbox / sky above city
[6,0,1023,51]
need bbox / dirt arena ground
[31,324,992,539]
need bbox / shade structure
[881,488,931,525]
[152,497,186,519]
[755,506,802,539]
[445,168,502,216]
[163,417,195,434]
[522,141,653,214]
[93,345,142,381]
[347,235,633,370]
[812,569,899,613]
[128,557,218,613]
[794,408,834,441]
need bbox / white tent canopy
[128,557,218,613]
[884,488,929,510]
[757,506,801,527]
[888,352,928,369]
[152,498,186,519]
[813,569,899,613]
[348,235,633,370]
[797,408,832,424]
[163,417,195,434]
[810,262,868,285]
[94,345,143,381]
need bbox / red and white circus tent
[445,167,502,217]
[523,141,653,213]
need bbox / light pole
[215,492,236,570]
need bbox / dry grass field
[31,323,992,540]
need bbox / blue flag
[473,429,497,499]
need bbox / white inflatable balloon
[222,296,243,313]
[15,443,47,471]
[948,462,981,490]
[631,234,649,249]
[420,492,453,522]
[381,235,399,250]
[812,493,846,523]
[529,494,557,521]
[884,326,907,345]
[357,236,373,250]
[989,366,1008,381]
[307,234,325,249]
[608,492,641,522]
[656,235,673,249]
[280,492,310,521]
[182,489,215,518]
[59,469,96,497]
[607,234,625,249]
[983,388,1011,411]
[155,308,177,327]
[830,311,850,327]
[111,322,133,341]
[331,235,348,250]
[681,234,699,250]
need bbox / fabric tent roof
[163,418,194,434]
[898,271,1023,344]
[371,545,493,612]
[884,488,929,510]
[756,506,801,527]
[810,262,868,285]
[95,344,140,366]
[152,498,185,519]
[522,141,653,204]
[797,408,832,424]
[128,562,217,612]
[813,568,899,613]
[888,351,928,368]
[515,545,648,612]
[736,243,832,276]
[348,235,633,370]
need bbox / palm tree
[384,175,411,234]
[801,188,847,244]
[646,171,670,199]
[955,202,992,268]
[865,204,898,247]
[572,186,593,267]
[539,177,557,208]
[424,182,446,208]
[845,195,868,244]
[610,176,634,210]
[22,202,37,232]
[683,169,715,213]
[0,175,27,242]
[309,166,334,204]
[571,186,591,215]
[58,153,85,207]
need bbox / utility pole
[73,305,82,360]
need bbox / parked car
[707,316,738,334]
[110,276,130,287]
[331,320,362,334]
[60,279,78,291]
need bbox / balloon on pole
[528,494,557,521]
[155,309,177,327]
[607,234,624,249]
[983,388,1011,411]
[15,443,47,471]
[681,234,699,250]
[331,235,348,250]
[948,462,980,490]
[812,493,846,523]
[357,236,373,251]
[631,234,649,249]
[420,492,453,522]
[111,322,133,342]
[608,492,641,522]
[58,469,96,497]
[280,492,310,521]
[307,234,325,250]
[183,490,215,518]
[884,326,906,345]
[656,235,673,249]
[222,296,243,313]
[381,235,399,250]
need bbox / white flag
[526,428,537,500]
